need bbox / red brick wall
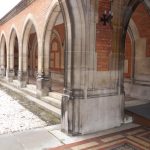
[132,3,150,57]
[125,33,132,78]
[96,0,113,71]
[53,24,65,43]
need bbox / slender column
[0,40,6,77]
[36,39,51,97]
[17,43,28,87]
[6,43,15,81]
[36,72,51,97]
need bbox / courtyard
[0,85,60,135]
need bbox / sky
[0,0,21,19]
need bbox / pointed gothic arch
[21,14,39,85]
[121,0,150,102]
[8,26,19,78]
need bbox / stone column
[0,40,6,77]
[17,43,28,87]
[36,40,51,97]
[6,51,15,82]
[60,0,124,135]
[36,73,51,97]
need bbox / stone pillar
[6,69,15,82]
[6,35,17,81]
[36,73,51,97]
[36,38,51,97]
[16,43,28,87]
[18,71,28,87]
[60,0,124,135]
[0,40,6,77]
[0,66,6,77]
[6,53,15,82]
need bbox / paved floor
[0,125,62,150]
[50,126,150,150]
[0,123,142,150]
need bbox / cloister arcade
[0,0,149,135]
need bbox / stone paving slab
[0,133,25,150]
[14,128,63,150]
[0,126,63,150]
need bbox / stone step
[22,86,37,97]
[42,96,61,109]
[26,84,36,90]
[12,80,21,88]
[49,92,63,100]
[35,100,61,118]
[0,80,61,118]
[125,99,150,107]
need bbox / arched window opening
[124,2,150,101]
[27,24,38,84]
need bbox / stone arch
[0,32,7,76]
[117,0,150,87]
[21,14,39,85]
[122,0,150,53]
[43,0,86,89]
[121,0,150,75]
[125,19,140,79]
[121,0,150,100]
[43,0,62,76]
[8,25,19,78]
[42,0,67,94]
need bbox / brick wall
[96,0,113,71]
[96,1,150,73]
[53,24,65,43]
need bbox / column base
[18,71,28,87]
[61,90,124,135]
[6,69,15,82]
[0,68,6,77]
[36,73,51,97]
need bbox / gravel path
[0,89,48,135]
